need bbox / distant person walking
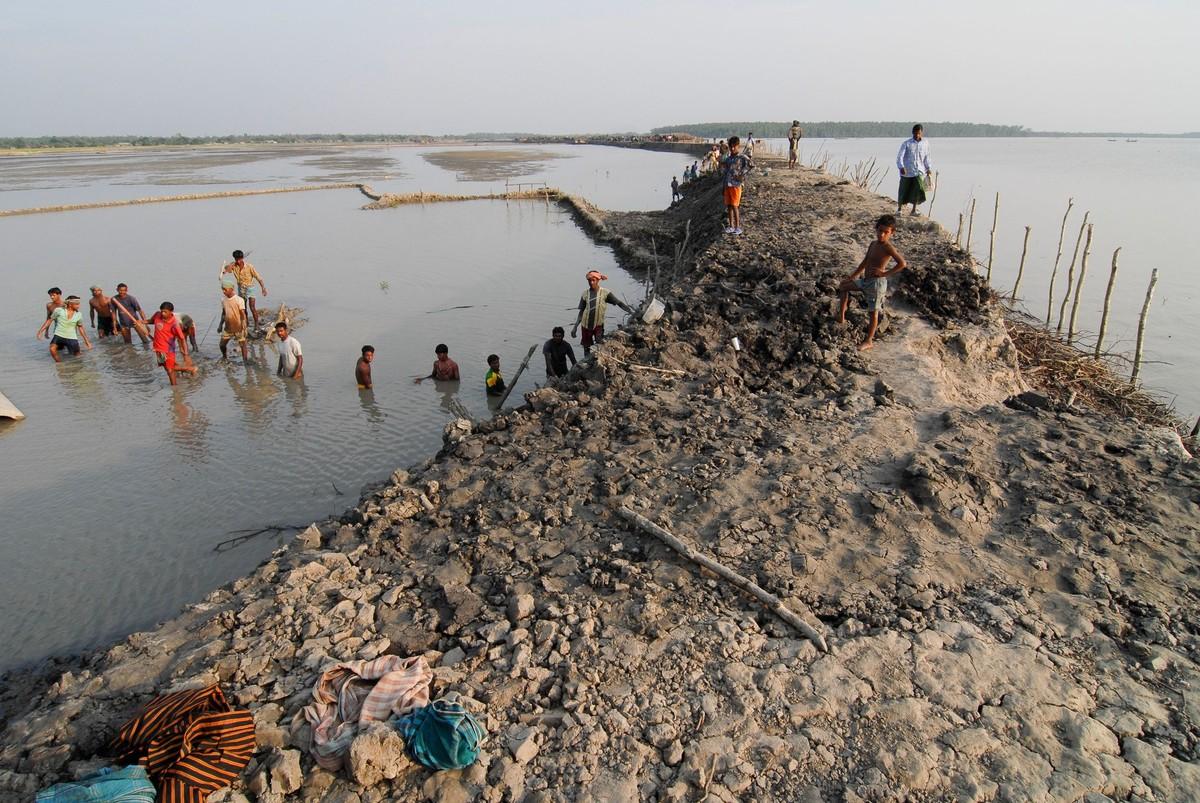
[572,270,634,355]
[745,132,756,158]
[787,120,803,169]
[896,124,934,215]
[36,294,92,362]
[220,250,268,327]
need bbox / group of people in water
[35,250,637,401]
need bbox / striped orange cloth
[109,684,256,803]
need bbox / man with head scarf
[571,270,633,355]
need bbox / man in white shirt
[896,124,934,215]
[275,321,303,379]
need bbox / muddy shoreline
[3,156,1199,802]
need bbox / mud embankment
[3,160,1199,802]
[0,183,376,217]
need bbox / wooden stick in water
[1057,211,1090,333]
[1066,224,1093,344]
[955,213,964,248]
[1130,269,1158,385]
[927,171,939,218]
[1011,226,1032,302]
[616,505,828,652]
[1046,198,1074,327]
[496,344,538,408]
[986,192,1000,282]
[965,198,977,255]
[1094,247,1121,359]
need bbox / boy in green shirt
[36,295,92,362]
[485,354,506,397]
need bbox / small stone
[663,740,685,767]
[507,724,540,765]
[348,722,410,786]
[441,646,466,667]
[294,524,322,550]
[508,594,536,622]
[269,749,303,795]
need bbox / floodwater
[762,136,1200,416]
[0,145,682,671]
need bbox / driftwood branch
[1011,225,1032,302]
[615,505,828,652]
[214,524,308,552]
[1131,269,1159,385]
[1094,247,1121,359]
[1046,198,1074,326]
[496,344,538,408]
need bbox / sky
[2,0,1198,136]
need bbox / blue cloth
[36,765,156,802]
[395,693,485,771]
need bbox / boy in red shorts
[722,135,753,235]
[149,301,196,385]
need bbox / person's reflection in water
[169,388,210,462]
[224,359,279,434]
[357,388,385,426]
[435,380,462,417]
[283,375,308,418]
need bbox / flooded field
[0,144,685,670]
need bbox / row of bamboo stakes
[949,182,1160,388]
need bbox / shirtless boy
[88,286,116,337]
[46,287,64,321]
[837,214,907,351]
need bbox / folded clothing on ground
[108,684,255,803]
[35,764,156,802]
[396,692,486,771]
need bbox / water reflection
[225,362,281,433]
[169,390,210,462]
[358,388,385,425]
[282,377,309,418]
[435,381,462,418]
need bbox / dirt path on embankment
[2,160,1199,802]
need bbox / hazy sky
[3,0,1197,136]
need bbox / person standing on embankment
[788,120,802,168]
[896,124,933,215]
[572,270,634,355]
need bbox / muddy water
[0,146,680,671]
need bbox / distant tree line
[650,121,1198,139]
[651,122,1033,139]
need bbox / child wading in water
[837,214,907,350]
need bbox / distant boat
[1126,139,1138,143]
[1107,138,1118,142]
[0,390,24,421]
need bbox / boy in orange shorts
[721,135,753,235]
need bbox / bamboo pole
[1056,211,1090,332]
[986,192,1000,281]
[1011,226,1032,302]
[1066,224,1093,344]
[495,344,538,408]
[965,198,977,255]
[1094,247,1122,359]
[1046,198,1074,326]
[955,213,964,248]
[1130,269,1159,385]
[615,505,828,652]
[927,171,939,218]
